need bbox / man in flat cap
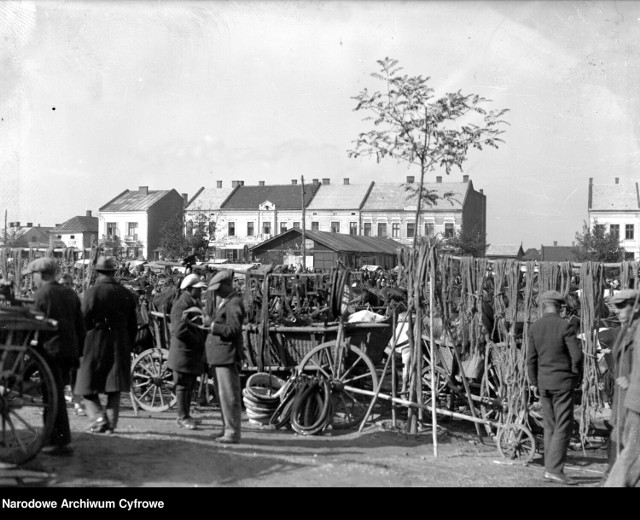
[605,288,640,487]
[24,257,85,456]
[204,270,245,443]
[74,256,138,434]
[527,290,583,485]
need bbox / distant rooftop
[589,178,639,211]
[100,187,173,212]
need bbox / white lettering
[118,499,164,510]
[2,499,57,508]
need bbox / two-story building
[588,177,639,260]
[98,186,186,260]
[360,174,486,247]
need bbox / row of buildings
[4,175,638,267]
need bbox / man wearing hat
[168,273,208,430]
[74,256,138,434]
[204,270,245,443]
[24,257,85,456]
[605,288,640,487]
[527,290,583,485]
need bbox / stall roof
[250,228,404,255]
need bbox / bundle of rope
[242,372,287,426]
[268,373,333,435]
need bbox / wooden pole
[429,248,438,457]
[301,175,306,270]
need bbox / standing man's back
[527,290,583,485]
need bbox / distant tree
[0,227,28,248]
[158,213,189,261]
[573,220,624,263]
[348,57,509,246]
[439,228,489,258]
[98,234,124,261]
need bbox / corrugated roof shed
[55,216,98,233]
[251,228,403,255]
[306,182,372,210]
[590,181,639,211]
[185,186,235,211]
[100,190,172,212]
[222,184,317,210]
[361,181,468,211]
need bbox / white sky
[2,0,640,250]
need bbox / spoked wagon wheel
[297,340,378,429]
[0,345,59,466]
[130,348,176,412]
[496,423,536,463]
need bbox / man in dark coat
[24,257,85,456]
[74,256,138,434]
[605,289,640,487]
[527,290,583,485]
[168,273,207,430]
[205,270,245,444]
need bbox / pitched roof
[306,182,373,210]
[590,181,640,211]
[54,215,98,233]
[99,189,173,212]
[222,184,318,210]
[485,243,524,257]
[540,245,578,262]
[360,181,469,211]
[185,186,235,211]
[250,228,404,255]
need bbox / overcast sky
[2,0,640,250]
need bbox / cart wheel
[0,346,59,466]
[420,364,449,408]
[130,348,176,412]
[479,361,504,437]
[297,340,378,429]
[496,423,536,463]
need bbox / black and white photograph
[1,0,640,490]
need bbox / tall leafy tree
[348,57,509,246]
[573,220,624,263]
[440,228,490,258]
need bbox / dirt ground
[0,397,611,490]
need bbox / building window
[127,222,138,238]
[70,235,75,239]
[407,222,415,238]
[228,222,235,236]
[444,222,455,237]
[610,224,620,239]
[350,222,358,235]
[247,222,254,236]
[391,223,400,238]
[625,251,635,260]
[263,222,271,235]
[378,223,387,237]
[626,224,634,240]
[57,235,62,239]
[209,221,217,236]
[364,223,371,237]
[311,222,319,231]
[106,222,117,237]
[425,222,434,236]
[331,222,340,233]
[280,223,287,233]
[293,222,300,229]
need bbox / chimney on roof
[86,210,92,217]
[615,177,620,184]
[322,178,330,185]
[216,180,222,189]
[436,176,442,183]
[259,180,265,186]
[343,178,349,185]
[312,178,319,186]
[291,179,298,185]
[589,177,593,185]
[480,189,483,194]
[139,186,148,195]
[26,222,32,227]
[406,176,415,184]
[231,180,239,188]
[554,241,558,247]
[182,193,189,206]
[463,175,469,182]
